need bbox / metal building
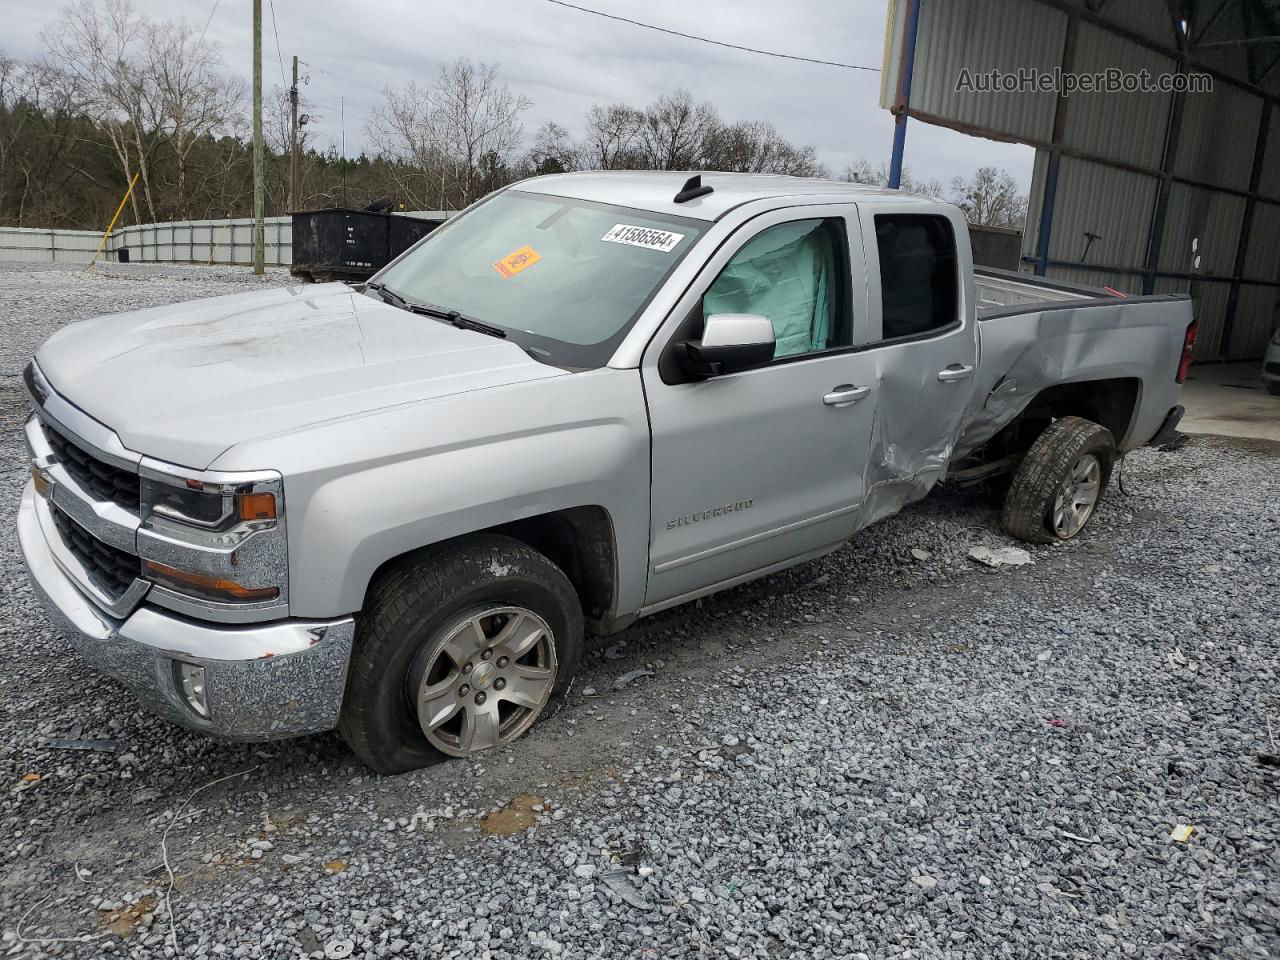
[882,0,1280,361]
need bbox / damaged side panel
[955,297,1192,461]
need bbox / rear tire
[1001,416,1115,545]
[1267,381,1280,396]
[338,535,583,775]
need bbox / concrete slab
[1180,362,1280,441]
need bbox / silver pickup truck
[19,172,1196,773]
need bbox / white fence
[0,211,450,268]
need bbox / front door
[641,207,880,610]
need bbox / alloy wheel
[414,606,557,757]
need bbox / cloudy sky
[3,0,1034,190]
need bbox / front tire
[338,535,583,774]
[1001,416,1115,545]
[1267,381,1280,396]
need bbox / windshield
[374,190,707,367]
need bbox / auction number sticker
[601,224,685,253]
[493,245,542,278]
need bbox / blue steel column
[887,0,922,189]
[1034,14,1077,276]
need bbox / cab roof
[512,170,942,222]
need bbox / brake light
[1176,320,1197,383]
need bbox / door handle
[823,384,870,407]
[937,364,975,382]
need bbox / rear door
[640,206,880,611]
[851,205,979,520]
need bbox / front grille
[1266,361,1280,376]
[50,506,139,597]
[44,423,140,510]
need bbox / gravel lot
[0,263,1277,959]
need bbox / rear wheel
[1001,416,1115,544]
[339,535,583,774]
[1267,381,1280,396]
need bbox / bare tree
[705,119,826,177]
[369,59,531,209]
[579,103,644,170]
[842,159,943,198]
[527,120,577,175]
[366,80,440,208]
[635,90,719,170]
[43,0,160,221]
[146,16,243,217]
[949,165,1027,228]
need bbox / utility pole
[289,55,299,213]
[252,0,265,275]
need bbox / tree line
[0,0,1027,232]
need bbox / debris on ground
[612,669,654,691]
[40,738,130,755]
[1169,824,1195,843]
[601,871,653,910]
[968,545,1033,567]
[1058,829,1102,844]
[910,548,932,561]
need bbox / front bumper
[18,481,354,740]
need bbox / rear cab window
[872,214,960,341]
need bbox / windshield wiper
[407,303,508,339]
[366,283,508,339]
[364,280,408,308]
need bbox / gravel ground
[0,263,1276,959]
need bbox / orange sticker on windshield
[493,245,542,278]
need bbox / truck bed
[975,267,1110,314]
[956,269,1194,461]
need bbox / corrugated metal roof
[1174,83,1262,193]
[884,0,1279,358]
[884,0,1064,143]
[1063,22,1175,171]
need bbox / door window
[873,214,960,340]
[703,219,849,359]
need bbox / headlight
[138,461,288,618]
[141,477,277,529]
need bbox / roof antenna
[673,174,714,203]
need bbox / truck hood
[36,283,567,469]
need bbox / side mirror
[679,314,775,378]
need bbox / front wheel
[1267,380,1280,396]
[1001,416,1115,544]
[339,535,583,774]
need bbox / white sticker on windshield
[601,223,685,253]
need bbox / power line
[197,0,221,50]
[268,0,288,89]
[538,0,880,72]
[298,60,387,95]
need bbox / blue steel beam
[887,0,922,189]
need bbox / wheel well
[365,506,619,632]
[951,378,1139,482]
[487,507,617,629]
[1021,378,1140,444]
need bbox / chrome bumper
[18,481,354,741]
